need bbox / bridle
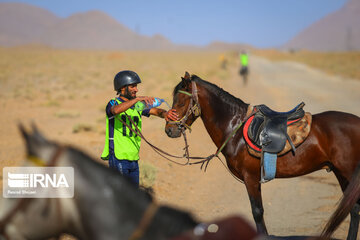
[0,145,66,239]
[167,81,201,132]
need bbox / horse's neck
[64,149,154,234]
[198,85,248,147]
[146,206,197,238]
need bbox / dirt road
[149,56,360,239]
[1,53,360,239]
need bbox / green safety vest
[241,54,249,66]
[101,98,143,161]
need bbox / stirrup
[260,157,269,183]
[260,166,270,183]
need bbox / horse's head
[19,123,62,166]
[165,72,201,138]
[0,124,74,239]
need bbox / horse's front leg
[244,176,268,235]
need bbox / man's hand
[165,109,179,121]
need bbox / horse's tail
[320,162,360,238]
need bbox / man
[239,51,249,73]
[101,70,178,187]
[219,53,227,69]
[239,51,249,85]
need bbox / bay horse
[0,124,197,240]
[165,72,360,240]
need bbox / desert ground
[1,48,360,239]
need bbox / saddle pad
[244,112,312,158]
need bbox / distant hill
[0,2,256,51]
[284,0,360,51]
[40,10,175,50]
[0,2,59,46]
[0,2,252,51]
[0,2,176,50]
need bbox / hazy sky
[1,0,348,47]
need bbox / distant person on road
[239,51,249,85]
[101,70,178,187]
[219,54,228,70]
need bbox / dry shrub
[139,161,157,188]
[55,111,80,118]
[72,123,95,133]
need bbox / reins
[188,122,244,171]
[116,112,192,166]
[114,81,246,183]
[128,201,159,240]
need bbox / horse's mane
[173,75,248,109]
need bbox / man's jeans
[109,154,139,187]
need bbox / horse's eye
[177,103,185,107]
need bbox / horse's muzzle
[165,124,182,138]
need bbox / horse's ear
[32,122,41,137]
[181,71,191,88]
[184,71,191,80]
[18,123,33,157]
[18,122,30,143]
[31,122,48,144]
[20,123,52,160]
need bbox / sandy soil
[1,55,360,239]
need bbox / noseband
[168,81,201,132]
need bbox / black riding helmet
[114,70,142,92]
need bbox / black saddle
[248,102,305,153]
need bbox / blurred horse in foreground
[0,125,197,240]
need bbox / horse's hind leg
[334,170,360,240]
[245,177,268,234]
[347,203,360,240]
